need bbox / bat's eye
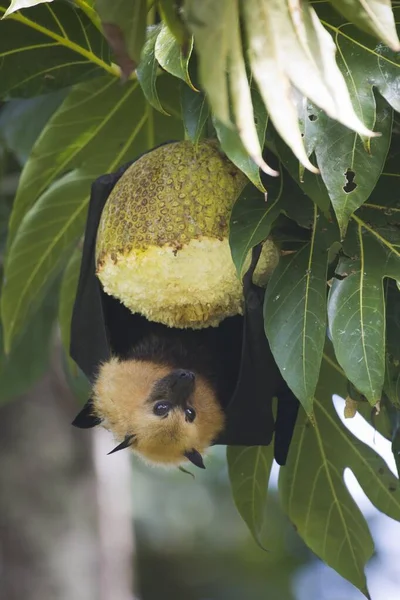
[185,407,196,423]
[153,401,171,417]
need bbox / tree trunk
[0,352,134,600]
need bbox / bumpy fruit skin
[96,141,254,328]
[97,140,246,253]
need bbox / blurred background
[1,97,400,600]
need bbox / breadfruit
[95,140,278,329]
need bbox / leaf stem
[146,101,154,148]
[0,7,119,77]
[321,20,400,69]
[351,214,400,258]
[73,0,102,32]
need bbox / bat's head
[90,357,225,468]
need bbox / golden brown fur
[92,357,225,467]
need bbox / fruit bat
[70,150,299,470]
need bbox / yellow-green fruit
[95,140,271,328]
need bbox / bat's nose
[177,369,195,381]
[171,369,196,404]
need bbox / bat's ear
[108,434,135,455]
[72,399,101,429]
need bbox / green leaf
[58,247,91,403]
[227,444,274,549]
[0,275,58,403]
[0,90,67,164]
[137,24,168,114]
[2,75,183,351]
[328,0,400,51]
[270,127,332,216]
[229,179,282,278]
[185,0,276,177]
[184,0,230,126]
[214,89,269,191]
[241,0,374,174]
[355,395,393,442]
[326,352,400,527]
[226,2,277,179]
[154,23,195,90]
[73,0,101,31]
[7,76,141,244]
[281,346,400,594]
[3,0,52,18]
[180,85,209,144]
[158,0,188,46]
[384,279,400,408]
[213,118,263,192]
[264,207,333,415]
[328,219,400,404]
[58,246,81,356]
[318,6,400,115]
[0,147,11,253]
[300,93,392,236]
[0,0,114,98]
[2,171,93,353]
[279,350,372,596]
[96,0,146,79]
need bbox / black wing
[70,162,134,383]
[219,245,299,465]
[70,163,134,429]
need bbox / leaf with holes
[227,444,274,549]
[229,180,283,278]
[300,94,392,237]
[328,219,400,405]
[327,0,400,52]
[96,0,146,79]
[2,75,183,351]
[0,0,113,97]
[280,346,400,595]
[137,24,168,114]
[308,3,400,233]
[180,86,209,144]
[155,23,195,90]
[269,127,332,216]
[264,207,335,415]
